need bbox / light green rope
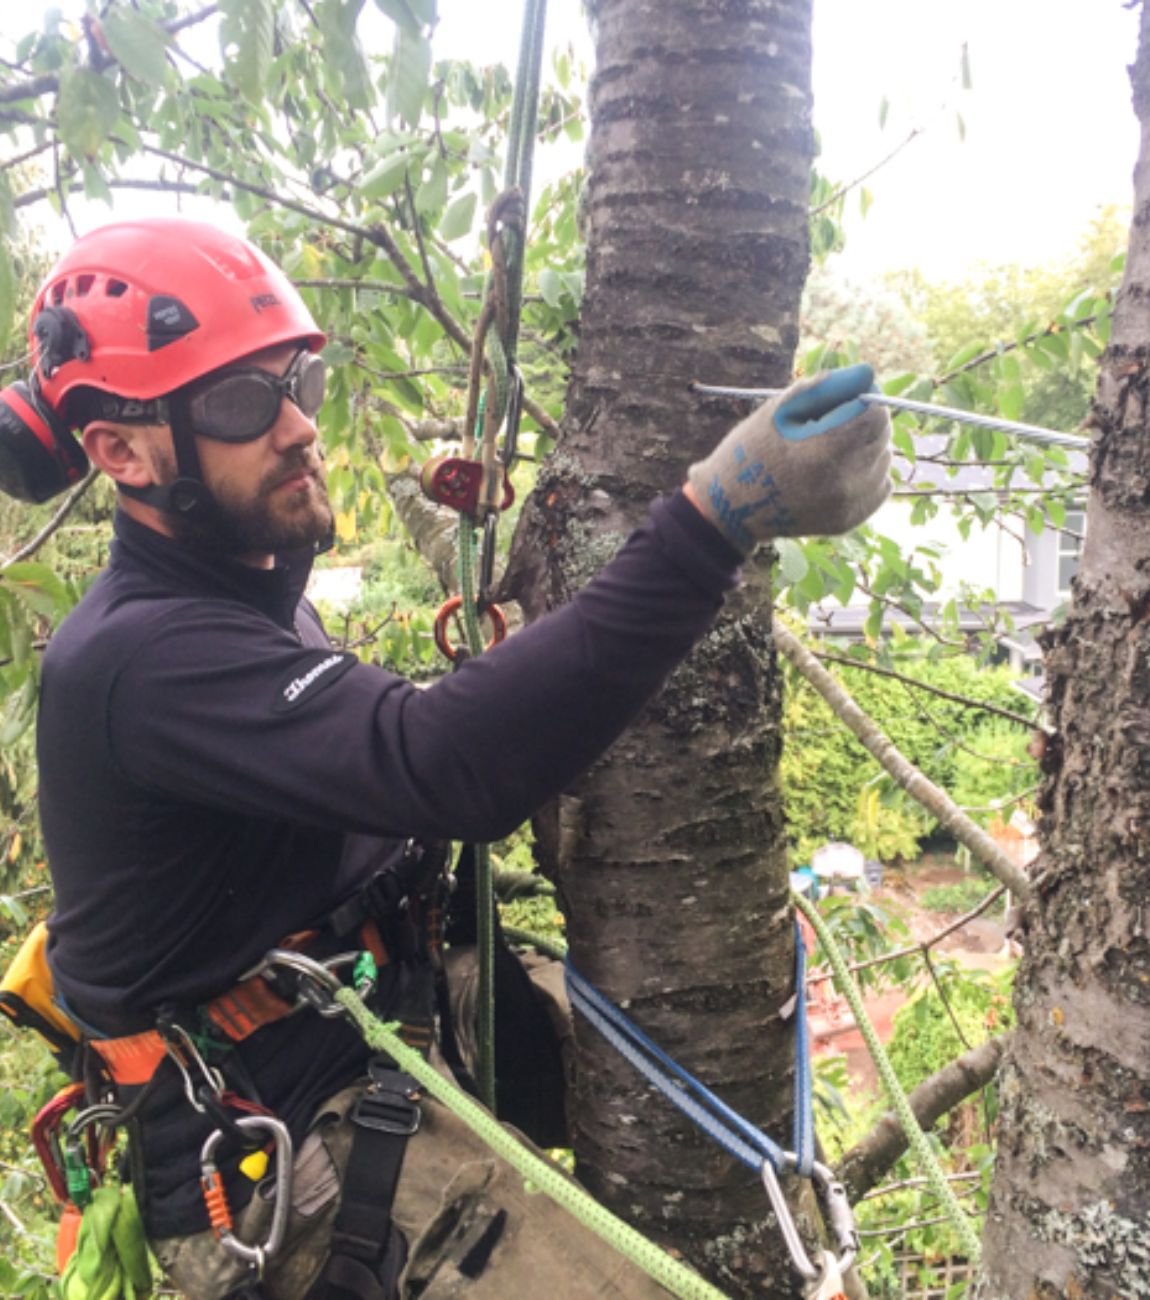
[791,890,983,1261]
[334,986,731,1300]
[502,924,567,961]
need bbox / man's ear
[81,422,162,489]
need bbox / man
[0,218,890,1298]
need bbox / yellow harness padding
[0,920,81,1052]
[59,1184,154,1300]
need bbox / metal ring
[433,596,507,662]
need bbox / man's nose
[269,397,318,451]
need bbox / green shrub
[885,964,1015,1093]
[781,644,1037,862]
[920,876,999,915]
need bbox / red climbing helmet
[0,218,326,503]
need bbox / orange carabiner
[433,596,507,662]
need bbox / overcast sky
[7,1,1142,281]
[437,0,1141,281]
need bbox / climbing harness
[688,380,1090,451]
[277,948,735,1300]
[5,835,450,1292]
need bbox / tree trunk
[504,2,814,1294]
[979,9,1150,1297]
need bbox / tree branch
[808,884,1007,987]
[809,648,1038,729]
[14,176,209,210]
[1,468,99,567]
[838,1034,1008,1200]
[0,5,219,105]
[773,619,1032,898]
[809,126,922,217]
[934,312,1103,388]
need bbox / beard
[160,447,334,558]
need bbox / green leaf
[56,67,121,157]
[878,96,889,129]
[2,562,76,620]
[0,243,14,358]
[0,172,13,241]
[439,191,476,241]
[81,162,112,206]
[318,0,373,111]
[388,24,431,128]
[374,0,423,33]
[538,267,564,309]
[998,382,1024,422]
[414,158,447,214]
[101,7,170,87]
[955,111,966,143]
[323,341,358,366]
[944,341,984,372]
[219,0,275,102]
[775,538,809,585]
[361,151,414,199]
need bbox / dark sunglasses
[184,349,326,443]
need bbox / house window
[1057,509,1085,597]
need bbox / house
[808,433,1089,698]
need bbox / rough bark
[978,9,1150,1297]
[503,2,814,1295]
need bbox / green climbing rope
[791,890,984,1261]
[456,513,496,1110]
[334,985,732,1300]
[453,0,550,1120]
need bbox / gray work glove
[688,363,892,554]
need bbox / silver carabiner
[242,947,354,1019]
[201,1114,294,1274]
[165,1022,227,1113]
[761,1157,859,1283]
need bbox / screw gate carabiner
[200,1114,294,1275]
[163,1021,227,1114]
[501,364,523,469]
[479,512,499,606]
[761,1157,858,1283]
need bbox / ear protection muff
[0,379,90,505]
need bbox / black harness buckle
[352,1064,421,1138]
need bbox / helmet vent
[75,275,95,297]
[50,282,66,305]
[106,279,128,298]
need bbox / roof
[807,599,1048,640]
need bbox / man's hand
[686,363,892,554]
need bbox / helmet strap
[117,393,219,522]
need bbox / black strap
[306,1060,419,1300]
